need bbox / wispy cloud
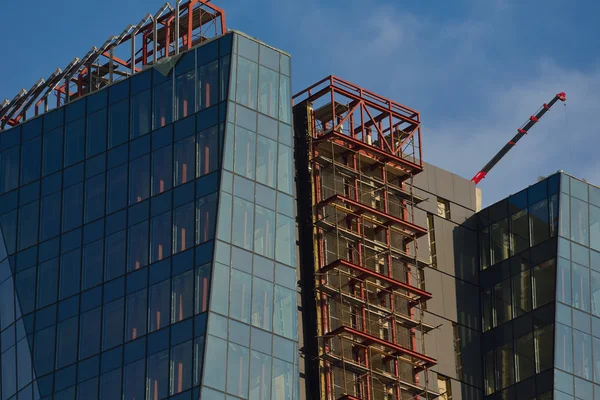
[225,0,599,205]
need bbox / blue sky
[1,0,599,206]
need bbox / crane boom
[471,91,567,184]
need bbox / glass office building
[0,31,298,400]
[477,172,600,399]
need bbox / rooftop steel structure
[0,0,226,130]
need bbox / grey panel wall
[412,162,483,398]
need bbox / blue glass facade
[479,175,560,399]
[554,174,600,400]
[0,31,297,400]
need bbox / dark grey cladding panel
[434,166,455,202]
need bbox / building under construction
[293,76,439,400]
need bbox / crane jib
[471,92,566,184]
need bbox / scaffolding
[0,0,226,130]
[294,76,438,400]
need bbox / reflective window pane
[533,258,556,308]
[43,128,64,176]
[154,80,173,129]
[196,193,217,244]
[272,358,293,400]
[279,75,291,124]
[149,279,170,332]
[573,330,592,380]
[234,126,256,179]
[573,262,591,312]
[170,340,193,395]
[125,289,147,341]
[230,269,252,324]
[107,164,127,213]
[148,350,169,400]
[127,221,148,272]
[512,270,531,317]
[197,126,219,177]
[102,298,124,350]
[105,230,126,281]
[251,277,273,331]
[275,213,295,267]
[131,89,151,138]
[62,183,83,232]
[277,144,293,195]
[176,70,196,120]
[256,135,277,188]
[204,335,227,391]
[572,197,589,246]
[236,57,258,109]
[172,270,194,323]
[198,60,219,110]
[84,173,106,223]
[273,285,297,340]
[258,66,278,118]
[64,119,85,167]
[227,343,249,397]
[195,264,211,314]
[123,359,145,400]
[86,109,107,157]
[129,155,150,205]
[174,202,194,253]
[556,323,573,373]
[174,136,195,186]
[232,197,254,250]
[108,99,129,148]
[151,212,171,263]
[21,138,41,186]
[151,145,172,196]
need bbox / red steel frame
[294,76,434,400]
[1,0,226,129]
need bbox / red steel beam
[317,130,422,174]
[326,325,436,369]
[318,258,432,301]
[316,194,427,238]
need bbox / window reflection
[277,144,293,195]
[272,358,294,400]
[557,257,571,305]
[82,239,103,290]
[43,127,64,176]
[105,230,126,281]
[573,330,592,379]
[150,212,171,263]
[572,262,591,312]
[556,323,573,373]
[62,183,83,232]
[149,279,170,332]
[87,109,107,157]
[234,126,256,179]
[153,79,173,129]
[230,269,252,323]
[176,70,195,120]
[211,263,230,316]
[491,218,509,264]
[102,298,124,350]
[204,335,227,391]
[174,136,195,186]
[198,59,218,110]
[193,336,205,386]
[251,277,273,331]
[197,126,219,177]
[170,340,193,395]
[571,197,589,246]
[195,264,211,314]
[510,209,528,255]
[0,146,19,194]
[276,213,296,266]
[274,285,297,340]
[64,119,85,167]
[18,201,39,251]
[84,173,106,223]
[107,164,127,213]
[127,221,148,272]
[249,351,272,400]
[131,89,151,138]
[279,75,291,124]
[126,289,147,341]
[172,270,194,323]
[147,350,169,400]
[237,57,258,109]
[496,343,514,390]
[233,197,254,250]
[256,135,277,188]
[227,343,250,397]
[129,155,150,204]
[151,145,172,195]
[174,202,194,253]
[60,249,81,300]
[80,307,102,359]
[108,99,129,148]
[196,192,217,244]
[254,205,275,258]
[258,66,279,118]
[123,359,145,400]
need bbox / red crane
[472,91,567,184]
